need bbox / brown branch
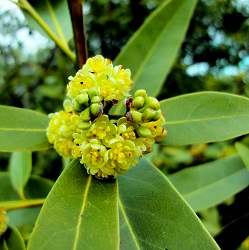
[67,0,88,69]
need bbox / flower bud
[136,126,152,138]
[80,107,91,122]
[151,109,162,121]
[72,99,83,112]
[63,99,73,112]
[129,110,142,123]
[142,108,157,121]
[90,103,103,116]
[77,121,91,130]
[88,88,98,99]
[91,96,101,103]
[75,93,89,106]
[134,89,147,99]
[133,96,145,109]
[146,97,160,110]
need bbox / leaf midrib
[165,114,249,125]
[73,175,92,250]
[118,199,141,250]
[0,128,46,132]
[182,168,248,199]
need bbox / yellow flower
[84,55,113,75]
[106,140,138,174]
[67,55,133,101]
[109,65,133,99]
[0,208,8,236]
[46,111,81,158]
[140,115,167,141]
[67,71,97,99]
[80,139,108,175]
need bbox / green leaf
[0,173,53,236]
[0,173,53,202]
[118,158,220,249]
[9,152,32,199]
[160,92,249,145]
[235,142,249,171]
[0,106,50,152]
[23,0,72,41]
[168,155,249,212]
[0,227,25,250]
[28,159,119,250]
[113,0,197,113]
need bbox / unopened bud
[73,99,83,112]
[128,110,142,123]
[80,107,91,122]
[75,93,89,106]
[90,103,103,116]
[151,109,162,121]
[136,126,152,138]
[133,96,145,109]
[142,108,157,121]
[88,88,98,99]
[91,96,101,103]
[77,121,91,130]
[146,97,160,110]
[63,99,73,112]
[134,89,147,99]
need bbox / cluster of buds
[0,208,8,236]
[125,89,167,144]
[47,55,167,179]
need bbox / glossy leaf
[0,105,50,152]
[0,173,53,232]
[168,155,249,212]
[118,158,220,249]
[113,0,197,113]
[235,142,249,171]
[0,173,53,201]
[22,0,72,41]
[9,152,32,199]
[160,92,249,145]
[28,159,119,250]
[0,227,25,250]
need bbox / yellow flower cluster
[67,55,133,101]
[0,208,8,236]
[47,55,167,178]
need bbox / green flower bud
[63,99,73,112]
[77,121,91,130]
[142,108,157,121]
[136,126,152,138]
[87,88,98,99]
[75,93,89,106]
[129,110,142,123]
[91,103,103,116]
[146,97,160,110]
[152,109,162,121]
[134,89,147,99]
[133,96,145,109]
[79,89,89,94]
[72,99,83,112]
[91,96,101,103]
[80,107,91,122]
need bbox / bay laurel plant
[0,0,249,249]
